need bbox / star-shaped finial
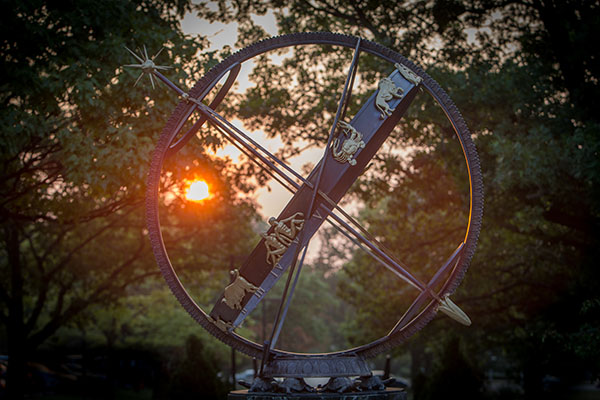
[124,45,172,89]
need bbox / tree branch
[45,205,139,281]
[27,231,149,349]
[24,278,50,334]
[350,2,384,42]
[303,0,361,28]
[543,206,599,238]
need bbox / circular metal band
[146,32,483,360]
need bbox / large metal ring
[146,32,483,360]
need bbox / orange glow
[185,180,210,201]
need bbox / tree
[240,262,346,354]
[166,335,229,400]
[194,0,600,396]
[0,1,261,398]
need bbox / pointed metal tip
[124,44,174,89]
[124,45,144,63]
[133,72,144,87]
[152,47,165,60]
[438,295,471,326]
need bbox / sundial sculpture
[130,32,483,395]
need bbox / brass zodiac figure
[395,63,422,86]
[331,121,365,166]
[208,315,234,332]
[262,212,305,265]
[222,269,259,310]
[375,77,404,119]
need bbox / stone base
[228,388,407,400]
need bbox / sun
[185,180,210,201]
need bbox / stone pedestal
[228,388,407,400]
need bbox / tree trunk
[6,225,27,399]
[410,341,428,400]
[7,322,27,399]
[522,356,544,399]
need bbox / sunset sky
[180,11,327,219]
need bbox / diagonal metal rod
[268,38,363,351]
[195,102,306,186]
[212,111,469,333]
[216,117,469,337]
[338,50,360,125]
[203,109,301,192]
[202,103,425,291]
[148,61,451,313]
[153,70,186,96]
[138,58,421,289]
[209,121,298,194]
[193,100,418,279]
[213,120,413,286]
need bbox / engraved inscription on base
[262,356,371,378]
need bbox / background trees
[194,0,600,397]
[2,0,599,398]
[0,1,259,398]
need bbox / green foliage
[237,262,346,353]
[413,337,484,400]
[195,0,600,396]
[0,1,260,397]
[161,335,229,400]
[2,0,599,397]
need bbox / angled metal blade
[133,72,144,87]
[124,45,144,63]
[438,295,471,326]
[152,47,165,60]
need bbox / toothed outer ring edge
[146,32,483,360]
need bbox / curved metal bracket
[166,63,241,157]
